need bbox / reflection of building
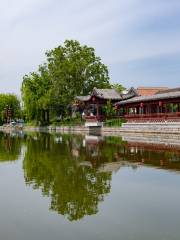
[85,135,104,145]
[71,149,79,158]
[120,141,180,172]
[59,131,180,174]
[79,133,180,173]
[98,161,139,173]
[84,135,104,158]
[80,135,140,172]
[121,133,180,151]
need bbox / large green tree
[46,40,110,105]
[21,40,110,123]
[0,94,21,125]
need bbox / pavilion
[76,87,138,122]
[116,88,180,122]
[76,86,174,122]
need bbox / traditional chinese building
[76,86,180,125]
[116,87,180,122]
[76,87,138,124]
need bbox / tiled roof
[117,90,180,106]
[157,87,180,94]
[136,87,169,96]
[121,87,139,100]
[76,87,139,102]
[92,87,122,100]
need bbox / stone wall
[120,122,180,134]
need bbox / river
[0,131,180,240]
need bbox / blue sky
[0,0,180,95]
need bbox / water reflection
[1,131,180,221]
[23,133,111,221]
[0,132,22,162]
[123,140,180,172]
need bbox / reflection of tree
[22,133,180,221]
[0,132,22,162]
[23,134,111,221]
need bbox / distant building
[136,87,169,96]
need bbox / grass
[104,118,125,127]
[51,117,85,127]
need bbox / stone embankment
[47,122,180,135]
[119,122,180,134]
[1,122,180,135]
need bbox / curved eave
[76,96,91,102]
[116,91,180,106]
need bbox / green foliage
[111,83,126,93]
[1,131,180,222]
[104,136,126,145]
[21,40,110,124]
[104,118,126,127]
[21,64,51,124]
[23,133,111,221]
[104,100,116,117]
[0,133,22,161]
[52,115,85,126]
[47,39,110,102]
[0,94,21,124]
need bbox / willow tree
[21,65,51,123]
[21,40,110,124]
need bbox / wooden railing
[124,112,180,121]
[84,112,180,122]
[85,115,105,122]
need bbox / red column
[96,103,99,118]
[126,106,129,115]
[140,103,144,114]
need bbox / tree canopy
[21,40,111,123]
[111,83,126,93]
[0,94,21,124]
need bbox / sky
[1,0,180,95]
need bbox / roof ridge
[137,86,169,89]
[117,89,180,105]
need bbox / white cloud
[0,0,180,94]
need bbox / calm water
[0,131,180,240]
